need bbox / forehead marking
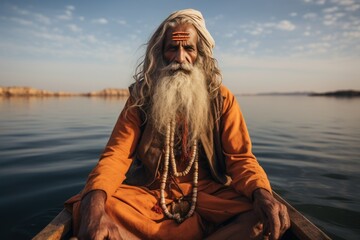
[172,31,190,41]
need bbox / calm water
[0,96,359,239]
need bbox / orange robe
[65,85,272,239]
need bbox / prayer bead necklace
[160,120,199,223]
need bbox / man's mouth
[168,63,192,74]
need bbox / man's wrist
[252,188,272,201]
[81,190,107,212]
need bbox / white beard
[150,61,210,144]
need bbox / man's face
[163,23,198,65]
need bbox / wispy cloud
[233,38,248,46]
[247,26,266,36]
[12,5,30,15]
[86,35,98,44]
[34,13,51,25]
[249,41,260,49]
[323,6,339,13]
[303,13,318,20]
[241,19,296,37]
[345,4,360,11]
[331,0,355,6]
[304,0,327,5]
[343,31,360,39]
[323,12,345,26]
[57,5,75,20]
[66,5,75,11]
[304,26,312,36]
[116,20,127,26]
[10,5,51,26]
[92,18,108,24]
[207,14,224,26]
[330,0,360,11]
[68,24,82,33]
[6,16,34,26]
[294,42,332,55]
[224,30,237,38]
[276,20,296,31]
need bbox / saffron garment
[65,85,272,239]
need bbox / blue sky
[0,0,359,94]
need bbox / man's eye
[168,46,178,50]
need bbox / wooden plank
[32,208,72,240]
[273,191,332,240]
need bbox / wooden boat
[32,191,331,240]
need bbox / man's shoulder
[219,84,235,99]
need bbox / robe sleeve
[220,85,272,199]
[81,96,142,201]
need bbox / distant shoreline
[0,86,129,97]
[1,86,359,98]
[239,90,360,98]
[308,90,360,98]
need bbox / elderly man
[65,9,290,240]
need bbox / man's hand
[253,188,290,240]
[77,190,123,240]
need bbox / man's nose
[174,49,186,63]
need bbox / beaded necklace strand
[160,120,199,223]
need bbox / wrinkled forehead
[164,23,198,44]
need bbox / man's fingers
[256,207,270,236]
[269,206,290,240]
[259,206,277,239]
[268,209,281,240]
[279,206,291,236]
[263,222,271,237]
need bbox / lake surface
[0,95,359,239]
